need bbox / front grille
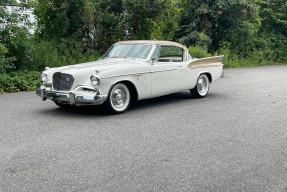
[52,72,74,90]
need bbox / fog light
[76,96,84,100]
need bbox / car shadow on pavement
[38,104,108,117]
[36,91,216,117]
[129,91,194,111]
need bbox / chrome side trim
[101,72,149,79]
[101,69,178,79]
[189,64,223,69]
[133,74,142,77]
[151,69,177,73]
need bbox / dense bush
[177,0,287,67]
[0,70,41,93]
[0,39,100,93]
[188,46,211,58]
[28,40,100,71]
[0,43,15,73]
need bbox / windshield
[102,44,152,59]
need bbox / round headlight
[41,73,48,83]
[90,75,100,86]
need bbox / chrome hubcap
[111,88,126,108]
[197,77,208,94]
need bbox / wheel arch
[109,80,139,102]
[190,72,211,98]
[200,72,212,83]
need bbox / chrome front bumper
[36,86,107,105]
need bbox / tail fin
[188,55,224,69]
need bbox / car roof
[114,40,187,49]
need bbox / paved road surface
[0,65,287,192]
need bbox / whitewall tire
[107,83,131,114]
[190,74,210,98]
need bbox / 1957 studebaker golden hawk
[36,40,224,114]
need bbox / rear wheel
[190,74,210,98]
[106,83,131,114]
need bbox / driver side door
[150,45,184,97]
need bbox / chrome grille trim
[52,72,74,90]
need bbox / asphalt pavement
[0,65,287,192]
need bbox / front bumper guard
[36,87,107,105]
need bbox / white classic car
[36,40,224,114]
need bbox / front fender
[100,73,151,100]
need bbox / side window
[159,46,183,62]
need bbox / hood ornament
[95,70,101,74]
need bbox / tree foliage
[176,0,261,51]
[258,0,287,36]
[256,0,287,62]
[0,0,287,75]
[35,0,176,52]
[35,0,93,40]
[0,0,286,92]
[0,1,33,71]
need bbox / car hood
[46,58,150,79]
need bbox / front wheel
[190,74,210,98]
[106,83,131,114]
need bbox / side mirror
[150,57,157,65]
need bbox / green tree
[123,0,167,40]
[34,0,99,66]
[151,0,181,40]
[35,0,94,40]
[0,43,15,73]
[176,0,260,52]
[92,0,124,52]
[0,1,33,71]
[258,0,287,37]
[94,0,174,51]
[34,0,179,53]
[256,0,287,62]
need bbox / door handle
[177,64,182,67]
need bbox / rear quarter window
[159,46,183,62]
